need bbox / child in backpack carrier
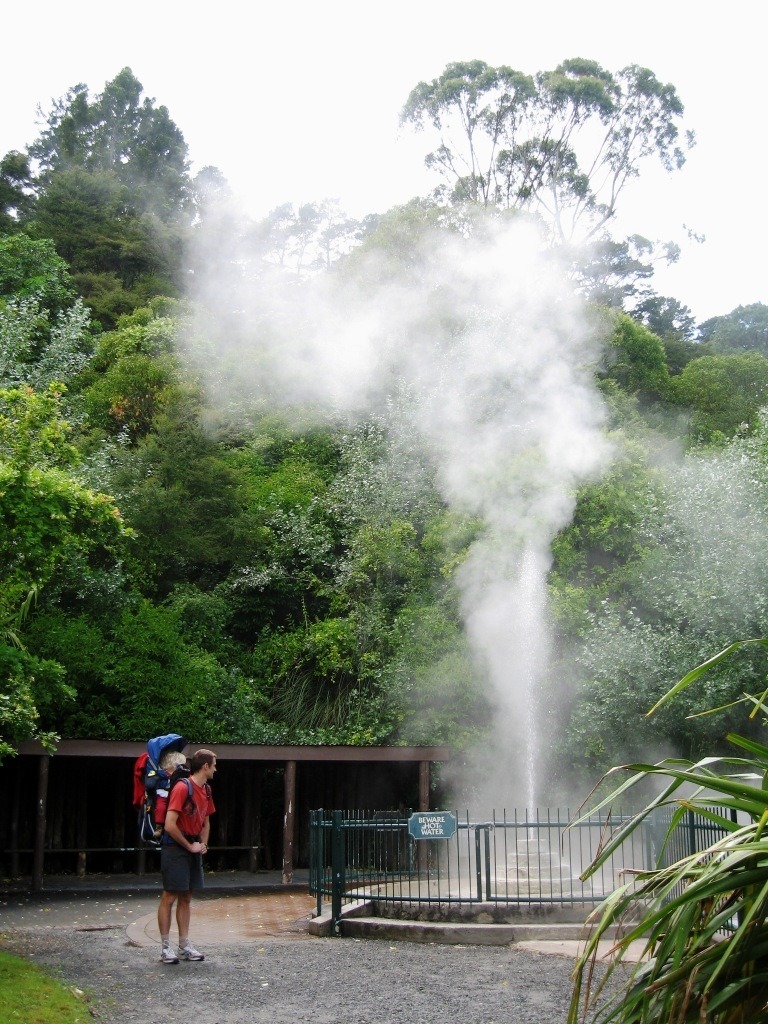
[153,751,190,843]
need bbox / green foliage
[577,236,670,309]
[5,57,767,773]
[0,385,126,758]
[29,168,183,324]
[383,601,491,749]
[29,599,228,740]
[401,60,536,208]
[632,292,696,343]
[0,385,125,606]
[0,233,75,313]
[402,58,691,244]
[84,351,177,439]
[550,442,657,609]
[0,150,35,232]
[699,302,768,355]
[672,350,768,441]
[30,67,190,219]
[570,647,768,1024]
[0,296,93,395]
[601,311,671,400]
[0,642,69,761]
[562,417,768,777]
[22,68,192,324]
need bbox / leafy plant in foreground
[569,639,768,1023]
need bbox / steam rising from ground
[184,211,611,809]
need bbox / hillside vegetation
[3,64,768,796]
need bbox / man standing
[157,748,217,963]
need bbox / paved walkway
[127,890,317,947]
[0,870,645,962]
[0,870,313,941]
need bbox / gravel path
[3,925,585,1024]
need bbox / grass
[0,949,91,1024]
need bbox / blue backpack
[133,733,189,847]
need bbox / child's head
[159,750,187,772]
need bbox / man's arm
[164,808,203,854]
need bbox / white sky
[3,0,765,323]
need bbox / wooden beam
[16,740,450,763]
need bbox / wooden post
[242,768,253,871]
[419,760,430,811]
[32,754,50,892]
[253,765,263,872]
[113,772,126,873]
[10,768,20,878]
[282,760,297,884]
[76,764,88,877]
[416,760,430,873]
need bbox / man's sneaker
[179,944,205,961]
[160,946,179,964]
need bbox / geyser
[185,209,610,808]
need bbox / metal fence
[309,808,657,931]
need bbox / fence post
[484,826,492,901]
[474,825,482,901]
[331,810,344,935]
[309,810,318,916]
[687,809,697,858]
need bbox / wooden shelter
[4,741,450,890]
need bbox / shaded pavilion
[4,740,450,890]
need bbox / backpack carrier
[133,733,189,847]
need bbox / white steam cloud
[184,210,611,809]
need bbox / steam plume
[184,209,610,808]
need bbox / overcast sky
[3,0,765,323]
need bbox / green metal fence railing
[310,807,653,933]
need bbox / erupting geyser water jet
[185,210,611,808]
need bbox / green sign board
[408,811,458,840]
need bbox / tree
[0,385,127,758]
[27,600,231,741]
[24,69,191,322]
[672,351,768,441]
[0,233,75,314]
[245,201,361,275]
[401,58,693,244]
[30,167,183,320]
[561,417,768,778]
[699,302,768,355]
[0,384,126,615]
[0,151,36,232]
[632,293,696,344]
[600,311,671,401]
[30,68,191,220]
[576,236,680,308]
[0,295,92,393]
[401,60,536,207]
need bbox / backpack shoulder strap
[168,776,193,797]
